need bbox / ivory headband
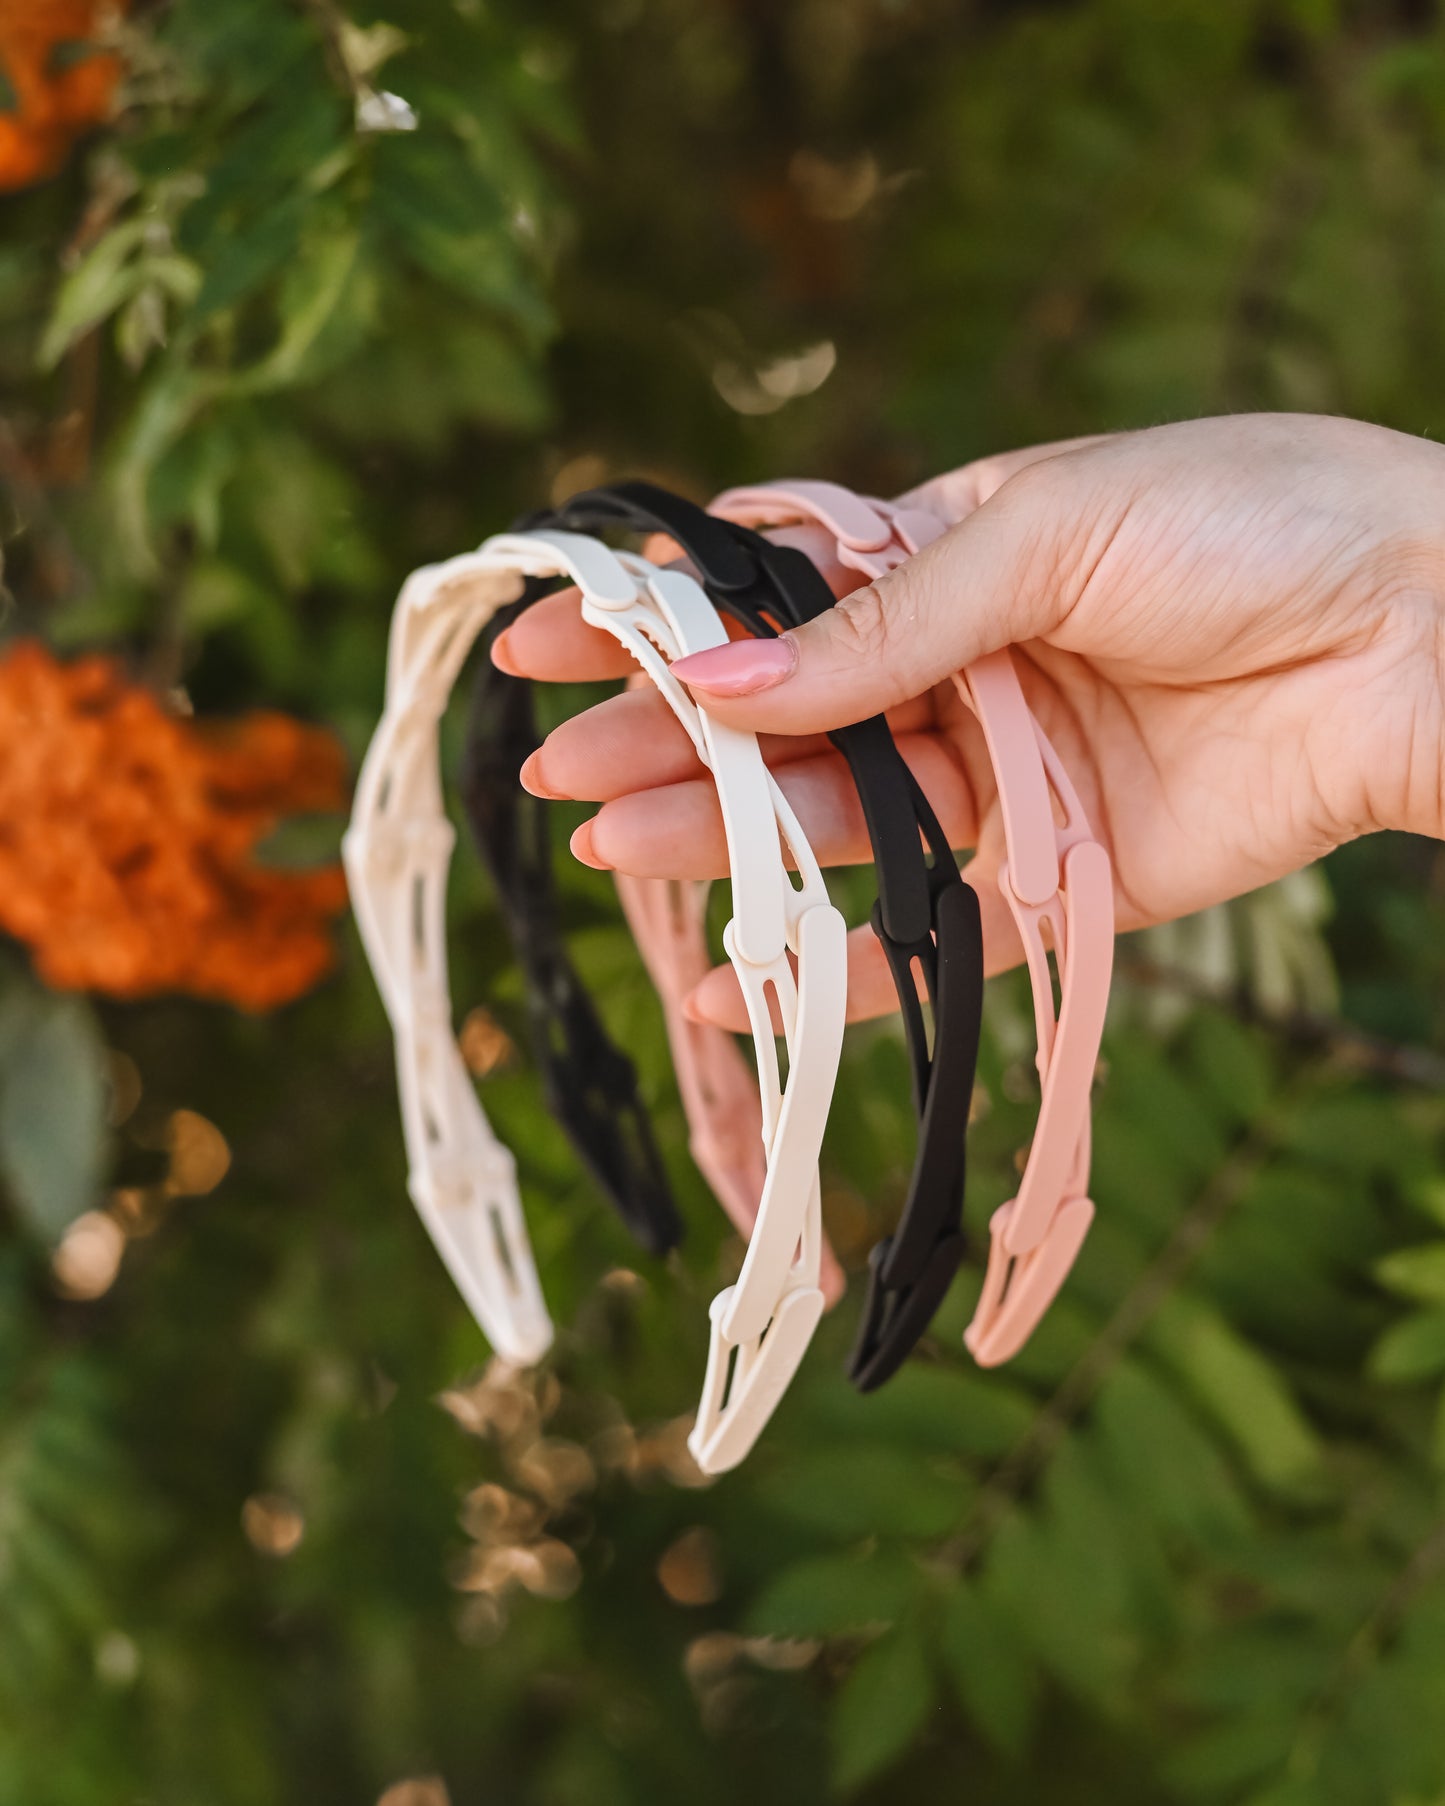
[463,549,845,1306]
[537,482,986,1394]
[611,859,847,1306]
[344,547,556,1366]
[347,530,847,1469]
[710,479,1115,1364]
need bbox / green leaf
[800,1361,1036,1457]
[1093,1360,1252,1547]
[755,1445,966,1541]
[982,1502,1136,1709]
[1374,1242,1445,1305]
[1186,1010,1275,1125]
[109,358,218,574]
[39,222,158,369]
[1168,1627,1331,1714]
[308,311,549,449]
[1368,1307,1445,1384]
[940,1582,1036,1759]
[1148,1295,1327,1498]
[373,134,551,335]
[233,223,370,394]
[0,987,108,1242]
[1162,1709,1295,1793]
[189,193,308,322]
[745,1550,919,1639]
[1405,1176,1445,1229]
[1239,1783,1326,1806]
[830,1622,935,1793]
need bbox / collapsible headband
[952,656,1112,1363]
[534,482,985,1392]
[457,596,680,1260]
[514,528,847,1470]
[352,528,848,1467]
[463,544,847,1310]
[712,480,1114,1362]
[610,864,847,1306]
[345,547,559,1365]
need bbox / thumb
[667,465,1076,736]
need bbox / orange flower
[0,640,349,1009]
[0,1,126,193]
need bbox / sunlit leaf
[1374,1242,1445,1305]
[1368,1308,1445,1384]
[1148,1294,1327,1498]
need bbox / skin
[492,414,1445,1032]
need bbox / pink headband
[613,864,845,1303]
[709,479,1115,1364]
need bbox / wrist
[1345,561,1445,844]
[1311,432,1445,844]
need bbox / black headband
[458,574,682,1258]
[514,483,985,1390]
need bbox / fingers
[895,433,1117,521]
[493,524,861,685]
[491,587,638,682]
[520,682,944,805]
[666,461,1087,737]
[573,732,980,879]
[519,686,829,803]
[496,444,1111,688]
[683,878,1026,1031]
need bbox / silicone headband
[612,849,848,1307]
[532,482,986,1393]
[952,656,1113,1364]
[526,528,848,1469]
[457,592,680,1258]
[350,528,848,1465]
[345,546,564,1364]
[712,480,1114,1363]
[462,543,847,1308]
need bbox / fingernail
[570,819,611,871]
[670,636,797,697]
[519,749,566,799]
[490,627,522,675]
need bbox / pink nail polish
[519,749,564,799]
[570,820,611,871]
[671,636,797,697]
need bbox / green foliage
[5,2,1445,1803]
[0,979,108,1241]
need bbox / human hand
[492,414,1445,1029]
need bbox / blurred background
[4,2,1445,1802]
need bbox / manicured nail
[670,636,797,697]
[569,819,611,870]
[519,749,566,799]
[490,627,522,675]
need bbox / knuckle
[957,455,1014,509]
[832,581,896,663]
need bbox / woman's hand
[492,414,1445,1029]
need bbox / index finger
[491,521,863,684]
